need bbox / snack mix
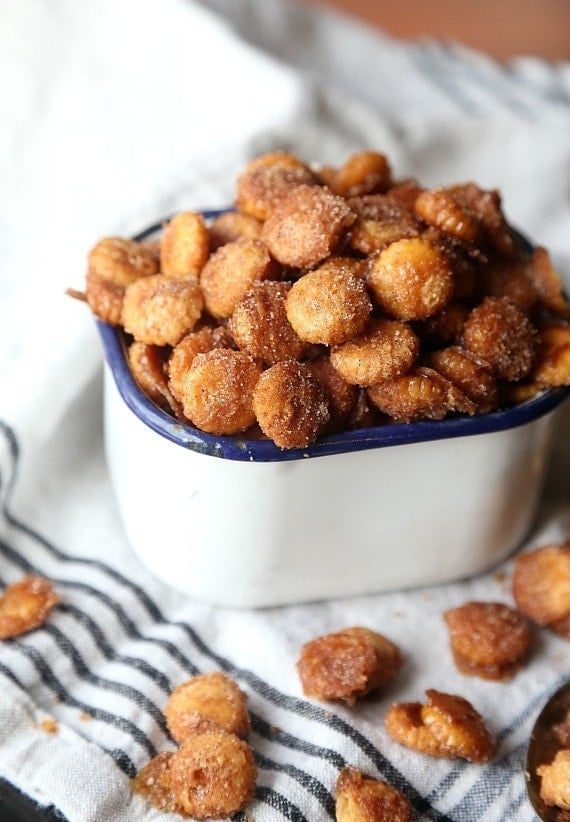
[80,149,570,449]
[75,150,570,817]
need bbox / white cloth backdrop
[0,0,569,819]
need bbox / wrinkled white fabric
[0,1,569,819]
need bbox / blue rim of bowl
[96,211,570,462]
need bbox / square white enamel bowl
[97,215,570,608]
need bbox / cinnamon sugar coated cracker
[385,689,496,763]
[180,348,261,436]
[512,541,570,636]
[169,731,257,819]
[297,626,403,705]
[78,149,570,448]
[133,672,257,819]
[0,576,59,639]
[537,749,570,811]
[335,767,414,822]
[163,672,250,743]
[444,601,532,680]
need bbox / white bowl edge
[103,366,562,608]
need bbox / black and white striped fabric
[1,1,569,820]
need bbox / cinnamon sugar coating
[200,237,277,320]
[385,689,495,763]
[330,318,420,387]
[423,346,499,413]
[133,672,255,819]
[463,296,537,381]
[235,150,318,220]
[527,247,570,316]
[208,210,262,250]
[297,626,402,705]
[160,211,210,279]
[367,237,454,321]
[88,236,159,286]
[306,354,359,432]
[79,148,569,448]
[180,348,261,435]
[335,767,414,822]
[128,341,180,415]
[0,577,59,639]
[168,325,234,403]
[321,150,392,198]
[537,749,570,811]
[169,730,257,819]
[285,258,372,345]
[164,672,250,744]
[261,184,355,268]
[347,194,420,254]
[86,236,159,324]
[131,752,177,814]
[531,324,570,388]
[512,542,570,636]
[414,188,480,244]
[444,601,531,680]
[367,366,475,422]
[252,360,329,448]
[230,280,308,365]
[415,302,469,349]
[477,255,541,313]
[447,183,518,257]
[386,180,425,209]
[85,273,125,326]
[122,275,204,346]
